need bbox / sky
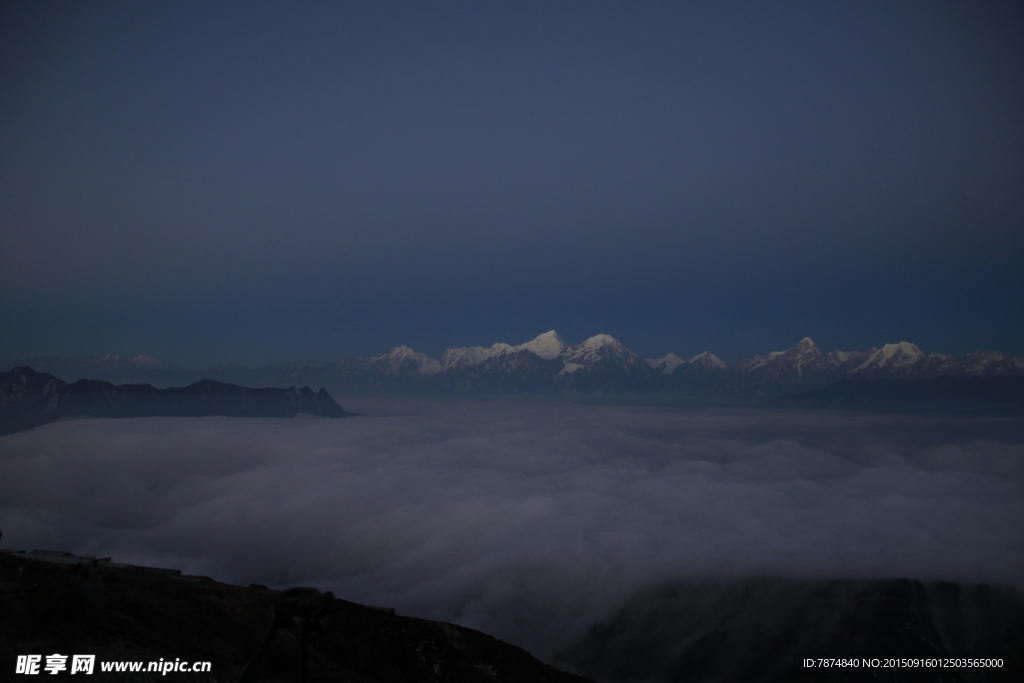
[2,401,1021,662]
[2,1,1023,367]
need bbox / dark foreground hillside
[558,577,1024,683]
[3,550,1022,682]
[0,549,591,682]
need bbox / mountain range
[0,367,349,437]
[5,332,1024,400]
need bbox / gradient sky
[2,1,1022,367]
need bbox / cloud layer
[1,398,1022,659]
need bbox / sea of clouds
[1,397,1022,660]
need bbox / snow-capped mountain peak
[9,334,1023,398]
[379,345,418,361]
[688,351,727,369]
[439,331,566,370]
[738,338,827,384]
[650,351,728,376]
[828,350,851,364]
[559,334,642,368]
[562,334,624,359]
[648,353,685,374]
[516,330,566,360]
[578,334,623,352]
[373,346,442,376]
[948,349,1024,376]
[853,342,924,373]
[439,345,503,370]
[796,337,818,353]
[745,338,819,372]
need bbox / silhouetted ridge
[769,376,1024,414]
[0,367,350,436]
[558,577,1024,682]
[0,549,592,683]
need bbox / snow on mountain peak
[439,346,494,370]
[797,337,817,351]
[648,353,685,374]
[439,331,566,369]
[829,350,851,363]
[853,341,925,373]
[440,331,641,373]
[517,330,566,359]
[559,334,640,369]
[376,346,442,375]
[689,351,727,369]
[742,338,822,375]
[580,334,622,350]
[383,345,418,359]
[884,341,923,358]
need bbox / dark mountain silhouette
[2,353,199,387]
[0,549,592,683]
[6,550,1020,682]
[0,367,350,437]
[767,376,1024,415]
[558,577,1024,683]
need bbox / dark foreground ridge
[0,367,351,437]
[2,550,1022,682]
[0,549,592,682]
[558,577,1024,683]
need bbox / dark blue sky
[2,1,1022,366]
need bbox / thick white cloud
[1,398,1022,660]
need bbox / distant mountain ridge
[767,375,1024,415]
[5,332,1024,400]
[0,367,350,436]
